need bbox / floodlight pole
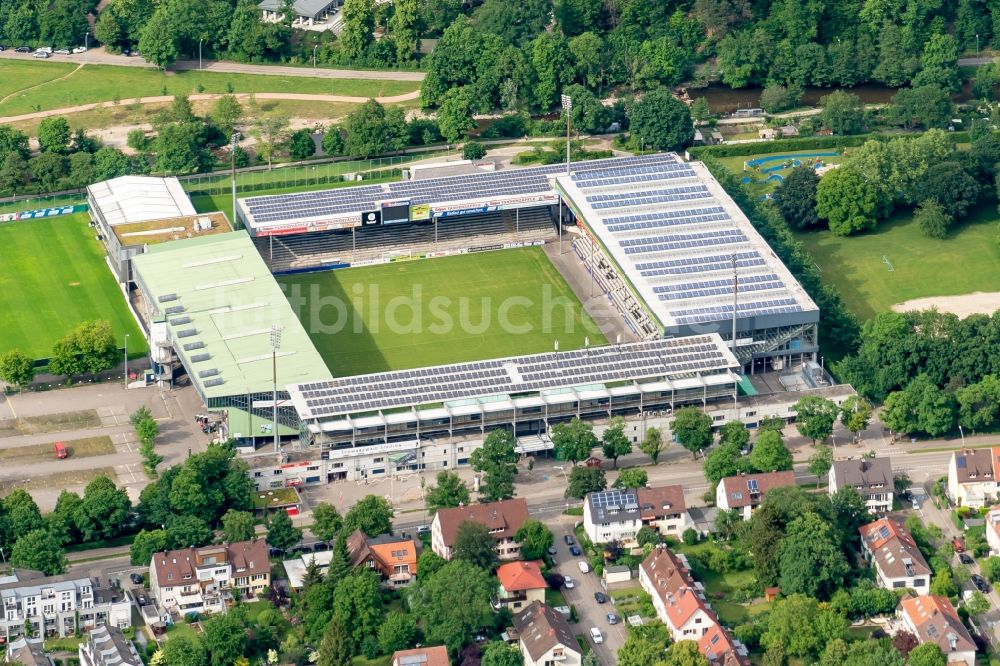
[271,325,282,453]
[562,94,572,175]
[231,133,239,228]
[123,334,129,389]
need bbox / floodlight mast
[271,325,282,452]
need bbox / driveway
[549,520,626,666]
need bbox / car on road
[594,592,607,604]
[578,560,591,574]
[72,46,87,53]
[590,628,604,644]
[569,545,581,556]
[564,535,575,545]
[36,46,52,53]
[547,546,558,557]
[416,525,430,535]
[54,48,71,55]
[129,573,143,585]
[15,46,31,53]
[959,553,975,565]
[607,612,619,625]
[972,574,990,593]
[32,51,49,58]
[563,576,575,589]
[953,538,966,553]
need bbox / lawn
[0,213,145,359]
[277,247,607,377]
[716,148,847,197]
[0,61,420,116]
[796,202,1000,320]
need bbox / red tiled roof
[637,485,686,519]
[151,539,268,585]
[901,595,976,656]
[497,561,546,592]
[719,471,796,508]
[434,499,528,548]
[699,625,750,666]
[391,646,450,666]
[859,518,931,580]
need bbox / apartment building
[431,499,528,560]
[149,540,270,615]
[0,571,131,641]
[829,457,893,513]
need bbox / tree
[601,417,632,468]
[891,630,918,658]
[342,495,393,536]
[156,122,209,175]
[0,126,30,161]
[463,142,487,160]
[982,556,1000,582]
[29,153,66,191]
[202,608,249,666]
[288,129,316,160]
[930,569,957,597]
[37,117,71,154]
[389,0,420,62]
[221,509,256,543]
[341,0,375,60]
[819,90,865,135]
[966,590,989,616]
[704,442,750,487]
[759,83,802,113]
[75,476,131,542]
[761,594,847,658]
[749,430,793,472]
[808,445,833,484]
[166,515,214,549]
[552,418,598,465]
[410,559,495,652]
[137,8,180,68]
[470,430,519,502]
[418,549,446,579]
[67,152,96,189]
[267,510,302,551]
[253,113,290,170]
[889,85,953,130]
[322,127,345,156]
[840,395,873,444]
[0,350,34,388]
[957,376,1000,431]
[778,512,850,598]
[565,466,606,499]
[130,528,169,565]
[816,165,881,236]
[94,147,130,180]
[437,86,476,143]
[310,503,343,543]
[161,635,207,666]
[617,633,667,666]
[690,97,711,122]
[211,94,243,135]
[640,427,665,464]
[629,88,694,152]
[906,643,946,666]
[774,166,821,230]
[793,396,839,444]
[343,99,408,158]
[481,640,524,666]
[453,521,498,570]
[0,153,29,196]
[515,519,553,560]
[317,616,353,666]
[327,533,353,584]
[917,161,981,221]
[378,611,417,655]
[472,0,550,45]
[333,569,383,647]
[10,529,65,575]
[48,490,82,546]
[5,489,43,540]
[661,640,709,666]
[613,467,648,489]
[671,407,713,459]
[425,471,470,514]
[636,525,660,546]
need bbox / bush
[184,612,200,623]
[126,129,147,152]
[463,142,487,160]
[682,528,699,546]
[481,114,529,139]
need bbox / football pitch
[277,247,608,377]
[0,213,145,360]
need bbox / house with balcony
[715,471,796,520]
[493,561,547,612]
[948,448,1000,507]
[859,518,931,595]
[431,499,528,561]
[638,485,693,536]
[512,602,582,666]
[899,596,976,666]
[78,626,141,666]
[346,530,418,588]
[583,486,693,544]
[0,570,131,641]
[149,540,269,616]
[829,457,894,513]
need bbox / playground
[718,149,846,196]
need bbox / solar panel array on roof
[288,335,736,419]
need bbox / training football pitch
[277,247,607,377]
[0,213,145,360]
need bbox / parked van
[590,628,603,644]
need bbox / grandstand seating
[255,209,557,272]
[575,234,660,340]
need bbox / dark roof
[151,539,268,585]
[512,602,580,662]
[586,489,641,523]
[434,499,528,548]
[952,448,1000,483]
[831,457,892,492]
[8,637,48,666]
[718,471,796,508]
[637,485,687,519]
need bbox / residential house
[512,601,582,666]
[258,0,340,26]
[715,471,797,520]
[390,646,450,666]
[7,637,50,666]
[149,540,270,615]
[638,485,693,536]
[583,488,642,544]
[639,546,749,666]
[78,626,141,666]
[0,570,131,641]
[431,499,529,560]
[346,530,418,588]
[899,596,976,666]
[859,518,931,595]
[830,457,894,513]
[987,510,1000,555]
[948,448,1000,507]
[493,561,547,612]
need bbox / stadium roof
[287,334,739,421]
[131,231,330,400]
[555,157,817,332]
[236,154,683,236]
[87,176,195,227]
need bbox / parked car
[54,48,71,54]
[564,534,575,546]
[416,525,430,535]
[129,573,143,585]
[563,576,575,589]
[312,542,330,552]
[594,592,607,604]
[590,628,603,644]
[578,560,591,574]
[72,46,87,53]
[291,544,313,555]
[268,547,285,557]
[36,46,52,53]
[547,546,558,556]
[15,46,31,53]
[54,442,67,459]
[953,538,966,553]
[0,46,6,52]
[137,594,148,606]
[32,51,49,59]
[972,574,990,593]
[607,612,619,625]
[569,545,582,556]
[959,553,975,565]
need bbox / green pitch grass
[796,203,1000,320]
[0,213,145,360]
[278,247,608,377]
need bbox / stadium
[117,152,840,486]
